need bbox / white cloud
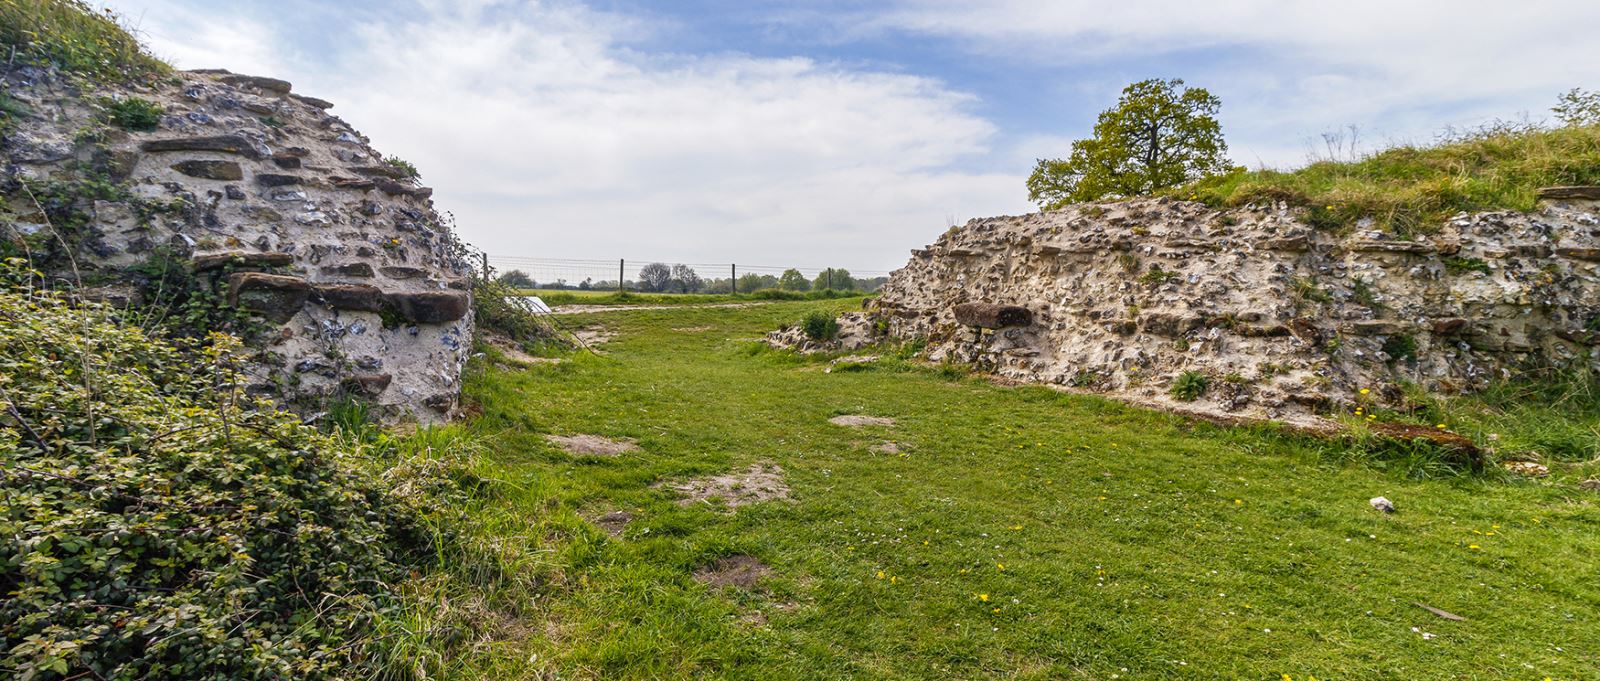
[104,0,1029,273]
[864,0,1600,166]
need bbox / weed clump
[102,96,162,130]
[1170,370,1209,401]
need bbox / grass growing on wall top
[0,0,170,81]
[1176,121,1600,236]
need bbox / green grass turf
[412,298,1598,679]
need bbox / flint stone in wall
[171,160,244,181]
[255,173,302,187]
[385,291,470,324]
[227,272,310,323]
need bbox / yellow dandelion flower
[876,570,886,580]
[1235,499,1243,506]
[978,593,990,602]
[1360,388,1370,395]
[993,607,1002,613]
[1468,544,1481,550]
[997,563,1005,572]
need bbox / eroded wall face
[3,67,475,422]
[871,197,1600,421]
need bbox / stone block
[141,135,261,158]
[385,290,471,324]
[322,262,376,278]
[312,284,385,311]
[953,302,1032,329]
[227,272,310,323]
[171,160,243,181]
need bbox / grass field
[403,299,1598,680]
[518,288,868,307]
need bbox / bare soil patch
[545,433,639,457]
[667,463,790,508]
[483,331,564,366]
[572,325,615,348]
[588,510,633,537]
[829,415,896,427]
[693,554,771,589]
[870,441,902,455]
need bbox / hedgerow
[0,260,447,680]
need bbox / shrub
[473,276,562,348]
[0,263,441,679]
[1170,370,1209,401]
[801,310,839,341]
[102,96,162,130]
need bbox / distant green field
[390,300,1600,680]
[521,288,868,307]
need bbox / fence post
[618,259,625,293]
[731,264,737,294]
[826,269,832,290]
[480,252,490,281]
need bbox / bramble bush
[801,310,839,341]
[0,260,450,680]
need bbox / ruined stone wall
[869,196,1600,423]
[2,66,475,422]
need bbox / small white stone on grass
[1369,496,1396,513]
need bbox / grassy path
[445,299,1597,679]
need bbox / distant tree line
[495,265,888,293]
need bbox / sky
[103,0,1600,277]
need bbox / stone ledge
[141,135,261,158]
[218,74,292,94]
[192,251,293,272]
[1344,239,1434,254]
[1537,186,1600,201]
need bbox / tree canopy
[813,268,853,291]
[778,268,811,291]
[637,262,673,292]
[1027,78,1229,210]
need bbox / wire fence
[477,254,895,293]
